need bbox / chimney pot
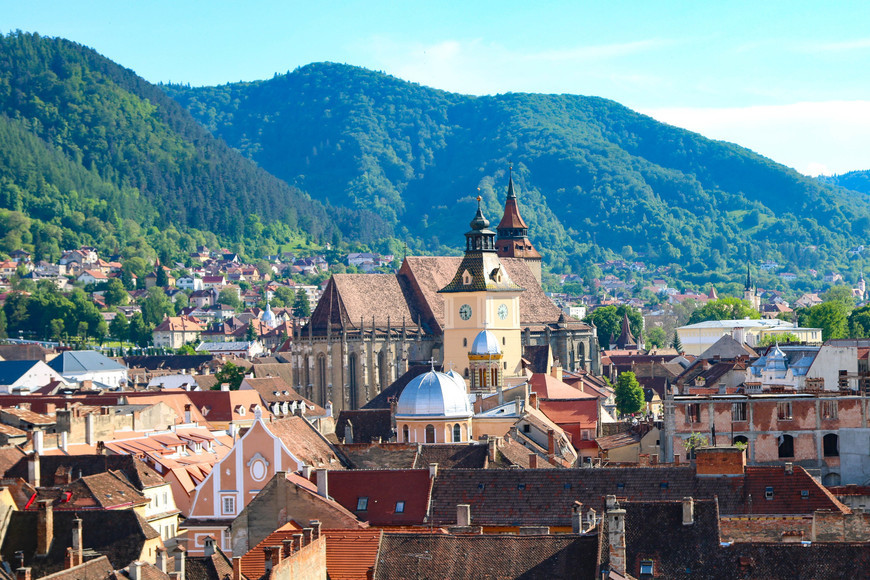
[293,533,303,552]
[302,527,313,546]
[429,463,439,479]
[232,557,243,580]
[309,520,322,540]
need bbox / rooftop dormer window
[462,270,472,285]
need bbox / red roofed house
[327,468,434,527]
[152,316,205,349]
[185,408,303,556]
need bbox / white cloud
[641,101,870,176]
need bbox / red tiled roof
[324,529,382,580]
[742,465,849,515]
[239,521,303,580]
[185,390,267,422]
[327,469,433,526]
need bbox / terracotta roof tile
[266,416,342,469]
[239,521,303,580]
[324,529,382,580]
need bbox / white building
[676,319,822,356]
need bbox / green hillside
[165,62,870,280]
[822,171,870,196]
[0,33,388,262]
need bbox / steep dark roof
[373,533,599,580]
[336,409,394,444]
[4,454,163,490]
[121,354,213,371]
[697,335,757,360]
[417,444,489,469]
[428,465,842,527]
[602,499,722,579]
[1,510,152,578]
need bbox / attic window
[477,483,486,491]
[640,560,654,575]
[563,483,572,490]
[462,270,472,285]
[660,481,669,489]
[395,501,405,513]
[517,483,526,490]
[765,486,774,500]
[617,482,625,490]
[801,490,809,500]
[357,497,368,511]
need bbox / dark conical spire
[745,263,752,291]
[506,165,517,200]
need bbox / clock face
[459,304,472,320]
[498,304,509,320]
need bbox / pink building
[184,408,303,556]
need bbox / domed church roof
[396,369,473,418]
[470,329,501,356]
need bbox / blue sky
[5,0,870,175]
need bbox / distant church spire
[495,166,542,283]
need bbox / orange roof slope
[324,529,382,580]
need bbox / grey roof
[697,335,757,360]
[0,360,41,386]
[47,350,127,374]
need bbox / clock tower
[439,197,524,385]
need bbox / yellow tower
[439,197,523,385]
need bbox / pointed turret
[708,285,718,300]
[495,171,542,283]
[615,313,638,350]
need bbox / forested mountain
[0,32,388,262]
[165,62,870,280]
[821,171,870,196]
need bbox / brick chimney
[529,454,538,469]
[309,520,321,540]
[302,527,313,546]
[457,504,471,527]
[547,430,556,459]
[682,497,694,526]
[232,557,243,580]
[15,568,30,580]
[572,502,583,533]
[606,496,626,578]
[71,518,83,566]
[529,392,538,410]
[27,453,40,486]
[316,469,328,498]
[263,547,274,573]
[36,500,53,556]
[171,545,185,580]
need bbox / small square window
[395,501,405,513]
[477,483,486,491]
[660,481,669,489]
[617,482,625,490]
[801,490,809,499]
[640,560,654,575]
[517,483,526,490]
[357,497,368,511]
[564,483,572,490]
[765,486,774,500]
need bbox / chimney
[457,504,471,527]
[488,437,497,462]
[271,545,283,568]
[172,544,186,580]
[283,538,294,556]
[547,429,556,458]
[607,500,627,577]
[156,548,166,574]
[550,365,563,383]
[302,527,313,546]
[309,520,321,540]
[316,469,328,498]
[15,568,31,580]
[572,502,583,534]
[301,464,312,480]
[60,431,68,454]
[203,536,215,557]
[529,454,538,469]
[72,518,83,566]
[683,497,695,526]
[221,383,230,391]
[674,453,681,465]
[515,398,522,415]
[85,413,94,445]
[184,404,192,424]
[37,500,53,556]
[129,561,143,580]
[232,557,243,580]
[785,462,794,475]
[263,547,274,573]
[27,453,40,486]
[529,392,538,410]
[33,431,44,455]
[429,463,438,479]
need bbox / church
[291,176,600,412]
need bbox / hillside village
[0,180,869,579]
